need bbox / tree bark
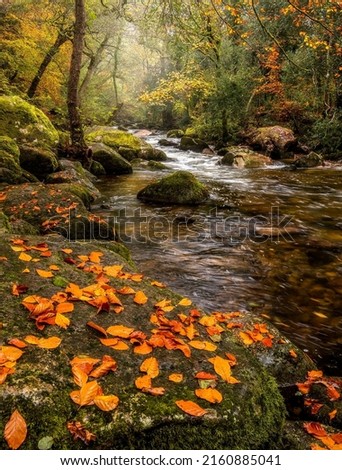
[27,31,70,99]
[67,0,88,163]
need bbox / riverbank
[1,171,341,449]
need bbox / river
[94,133,342,374]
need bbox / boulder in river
[90,143,132,175]
[0,136,24,184]
[293,152,324,169]
[246,126,297,158]
[166,129,184,138]
[219,147,272,168]
[86,127,165,162]
[19,145,59,179]
[180,136,210,152]
[137,170,210,205]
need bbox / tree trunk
[27,31,69,99]
[112,33,123,107]
[67,0,89,164]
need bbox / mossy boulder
[0,183,114,240]
[293,152,324,169]
[219,147,272,168]
[180,136,210,152]
[147,160,168,170]
[19,145,59,179]
[46,169,101,203]
[137,171,210,205]
[0,234,288,450]
[90,143,132,175]
[167,129,184,138]
[0,135,23,183]
[86,127,162,162]
[90,160,106,176]
[0,95,59,149]
[247,126,297,158]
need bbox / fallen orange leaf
[67,421,96,444]
[36,269,54,278]
[134,291,148,305]
[4,410,27,450]
[208,356,231,382]
[61,248,73,254]
[169,373,183,383]
[72,366,88,388]
[89,251,103,263]
[103,265,123,277]
[239,332,254,346]
[1,346,23,362]
[134,342,153,355]
[175,400,207,417]
[7,339,27,349]
[94,395,119,412]
[178,298,192,306]
[140,357,159,378]
[289,349,298,359]
[142,387,165,396]
[90,356,117,378]
[79,380,101,406]
[117,286,136,295]
[107,325,134,338]
[37,337,61,349]
[87,321,108,337]
[329,409,337,421]
[24,335,40,345]
[303,422,327,438]
[18,252,32,262]
[151,281,166,288]
[195,372,217,381]
[56,303,74,315]
[195,388,223,404]
[135,375,152,390]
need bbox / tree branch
[286,0,334,36]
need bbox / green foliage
[307,112,342,159]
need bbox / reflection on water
[94,133,342,374]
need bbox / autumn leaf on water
[208,356,231,383]
[303,422,328,438]
[169,373,183,383]
[4,410,27,449]
[134,291,148,305]
[135,375,152,390]
[94,395,119,412]
[36,269,54,278]
[140,357,159,378]
[37,337,62,349]
[67,421,96,445]
[195,388,223,404]
[175,400,207,417]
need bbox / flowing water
[94,133,342,374]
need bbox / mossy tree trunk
[67,0,90,167]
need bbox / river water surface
[94,133,342,374]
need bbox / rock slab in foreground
[137,171,210,205]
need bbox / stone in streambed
[137,171,210,205]
[90,143,132,175]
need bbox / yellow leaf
[195,388,223,404]
[79,381,100,406]
[56,302,74,315]
[140,357,159,378]
[55,313,70,329]
[94,395,119,412]
[134,342,153,355]
[208,356,231,382]
[103,265,123,277]
[1,346,23,361]
[178,298,192,306]
[37,337,62,349]
[89,251,103,263]
[134,291,148,305]
[19,252,32,262]
[106,325,134,338]
[36,269,54,278]
[24,335,39,345]
[72,366,88,387]
[4,410,27,449]
[199,316,217,327]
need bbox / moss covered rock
[0,135,23,183]
[0,234,287,450]
[91,143,132,175]
[167,129,184,138]
[90,160,106,176]
[86,127,162,162]
[137,171,210,205]
[219,147,272,168]
[19,145,59,179]
[0,95,59,149]
[180,136,210,152]
[0,183,114,240]
[293,152,324,169]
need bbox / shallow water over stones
[94,133,342,374]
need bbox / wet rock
[166,129,184,138]
[219,147,272,168]
[158,139,177,147]
[180,136,210,152]
[137,170,210,205]
[90,143,132,175]
[45,167,101,203]
[293,152,324,169]
[247,126,297,158]
[0,136,23,183]
[89,160,106,176]
[19,145,59,179]
[202,148,215,155]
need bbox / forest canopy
[0,0,341,156]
